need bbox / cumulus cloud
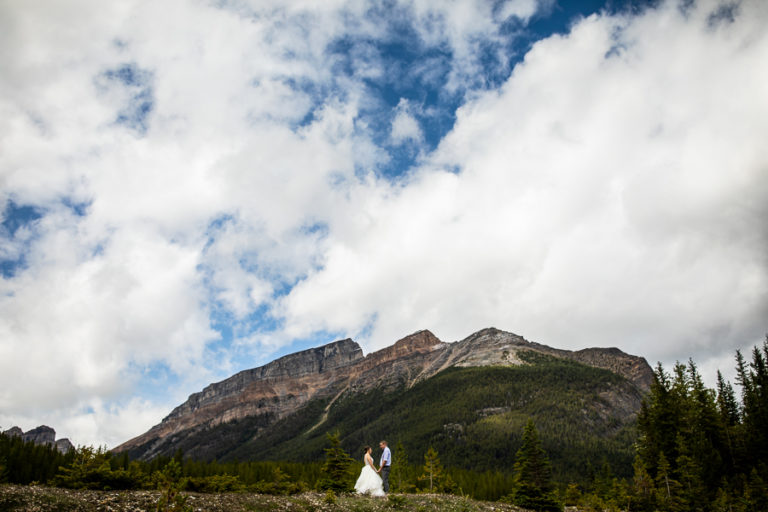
[390,98,424,145]
[1,0,766,447]
[279,0,768,372]
[0,0,546,445]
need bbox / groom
[377,440,391,493]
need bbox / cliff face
[116,338,365,457]
[114,327,653,459]
[21,425,55,445]
[3,425,74,453]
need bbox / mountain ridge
[114,327,652,461]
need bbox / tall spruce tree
[739,339,768,468]
[318,431,354,492]
[510,419,562,512]
[391,440,412,492]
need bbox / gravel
[0,485,530,512]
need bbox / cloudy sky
[1,0,767,448]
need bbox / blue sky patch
[0,201,43,278]
[100,63,155,134]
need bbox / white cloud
[390,98,424,145]
[0,210,217,410]
[0,397,174,449]
[497,0,540,23]
[279,0,768,378]
[1,0,766,448]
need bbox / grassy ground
[0,485,531,512]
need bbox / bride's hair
[363,445,371,453]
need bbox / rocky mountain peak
[4,426,23,437]
[444,328,653,391]
[446,327,531,367]
[370,329,442,361]
[571,347,654,390]
[251,337,363,380]
[3,425,74,453]
[22,425,55,445]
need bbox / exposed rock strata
[3,425,74,453]
[114,327,653,459]
[56,438,75,453]
[21,425,56,445]
[3,426,23,437]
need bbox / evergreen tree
[744,468,768,512]
[674,434,706,511]
[0,431,74,485]
[716,371,740,427]
[742,340,768,467]
[318,431,354,492]
[638,363,679,473]
[391,440,413,492]
[420,447,443,492]
[635,338,768,511]
[716,370,740,474]
[510,419,562,512]
[154,459,192,512]
[653,452,682,512]
[563,483,581,506]
[632,455,655,511]
[684,360,725,495]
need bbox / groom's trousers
[381,465,390,493]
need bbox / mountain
[2,425,74,453]
[115,328,652,481]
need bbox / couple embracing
[354,440,391,497]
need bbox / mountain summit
[2,425,74,454]
[115,328,652,464]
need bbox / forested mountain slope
[115,328,652,483]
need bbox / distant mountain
[114,328,652,482]
[3,425,74,453]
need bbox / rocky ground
[0,485,530,512]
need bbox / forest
[1,338,766,511]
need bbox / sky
[1,0,767,448]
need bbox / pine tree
[638,363,680,474]
[634,340,768,510]
[744,468,768,512]
[420,447,443,492]
[675,434,706,511]
[716,370,740,475]
[632,455,655,511]
[653,452,682,512]
[391,440,413,492]
[318,431,354,492]
[716,371,740,427]
[510,419,562,512]
[744,340,768,466]
[564,483,581,506]
[685,360,725,494]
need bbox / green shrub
[184,474,243,493]
[323,489,337,504]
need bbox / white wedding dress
[354,455,385,496]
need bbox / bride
[354,446,385,496]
